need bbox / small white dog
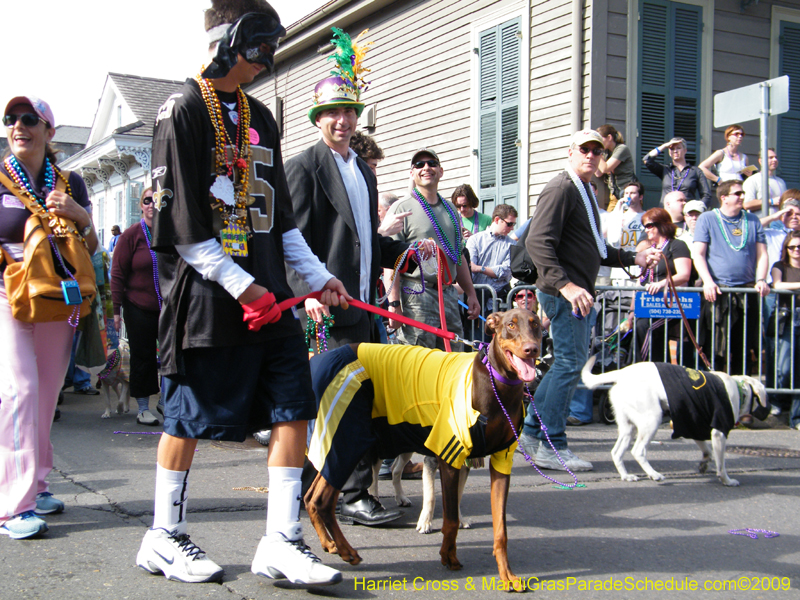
[98,341,131,419]
[369,453,477,533]
[581,355,770,486]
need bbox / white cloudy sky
[6,0,326,128]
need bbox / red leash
[277,292,456,342]
[277,246,458,347]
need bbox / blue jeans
[523,291,595,450]
[776,319,800,422]
[64,333,91,391]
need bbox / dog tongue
[507,352,537,382]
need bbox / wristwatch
[480,266,486,274]
[388,300,401,308]
[79,223,93,238]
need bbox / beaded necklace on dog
[411,188,462,265]
[140,219,163,310]
[96,348,121,384]
[475,342,580,489]
[195,72,252,254]
[713,208,748,249]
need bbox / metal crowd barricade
[503,283,799,396]
[461,284,501,344]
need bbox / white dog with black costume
[581,355,770,486]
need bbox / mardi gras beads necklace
[412,188,462,265]
[713,208,748,250]
[5,156,75,236]
[305,315,335,354]
[195,72,252,256]
[638,239,669,285]
[141,219,163,310]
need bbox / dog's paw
[416,514,434,534]
[395,495,412,507]
[621,474,639,482]
[698,461,709,474]
[721,477,740,487]
[101,410,111,419]
[116,402,124,415]
[650,473,665,482]
[458,518,472,529]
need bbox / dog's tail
[580,355,623,390]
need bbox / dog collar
[481,353,522,386]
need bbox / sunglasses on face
[787,245,800,251]
[3,113,45,128]
[643,222,657,229]
[142,196,154,206]
[726,191,745,198]
[577,145,603,156]
[515,292,535,300]
[500,218,517,228]
[413,160,439,169]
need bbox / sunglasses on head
[578,146,603,156]
[413,160,439,169]
[142,196,154,206]
[3,113,45,128]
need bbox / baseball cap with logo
[4,95,55,128]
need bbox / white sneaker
[136,528,223,583]
[137,410,160,426]
[534,445,593,471]
[516,431,540,458]
[251,525,342,587]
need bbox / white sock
[152,465,189,534]
[266,466,303,539]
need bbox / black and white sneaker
[136,528,223,583]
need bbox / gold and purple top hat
[308,28,372,125]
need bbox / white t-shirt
[604,209,643,281]
[743,173,787,217]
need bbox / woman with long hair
[0,96,97,538]
[595,124,636,207]
[770,230,800,430]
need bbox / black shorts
[162,334,316,442]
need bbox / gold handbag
[0,169,96,323]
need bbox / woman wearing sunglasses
[110,188,161,426]
[630,207,694,364]
[0,96,97,539]
[699,124,750,187]
[770,231,800,430]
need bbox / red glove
[242,291,281,332]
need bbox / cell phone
[61,280,82,305]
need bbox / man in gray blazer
[284,80,411,526]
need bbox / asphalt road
[2,391,799,600]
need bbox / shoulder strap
[0,170,41,215]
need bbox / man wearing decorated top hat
[284,28,417,527]
[135,0,350,588]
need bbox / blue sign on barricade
[633,291,701,319]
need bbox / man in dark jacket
[284,64,412,526]
[520,130,655,471]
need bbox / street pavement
[2,390,800,600]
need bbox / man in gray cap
[520,130,657,471]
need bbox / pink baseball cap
[4,95,55,127]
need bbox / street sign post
[713,76,790,216]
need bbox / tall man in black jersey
[135,0,349,588]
